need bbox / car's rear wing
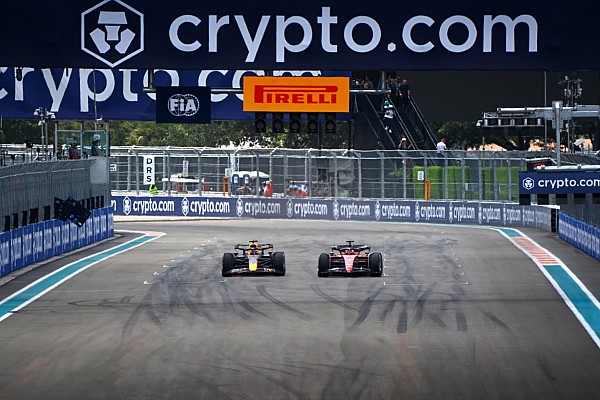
[331,244,370,252]
[234,243,274,252]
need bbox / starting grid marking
[495,227,600,349]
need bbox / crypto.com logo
[522,177,535,191]
[81,0,144,67]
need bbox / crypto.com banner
[1,1,599,70]
[110,195,555,232]
[520,172,600,195]
[0,68,343,121]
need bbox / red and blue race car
[222,240,286,276]
[318,240,383,277]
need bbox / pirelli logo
[243,76,349,112]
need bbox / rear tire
[222,253,235,276]
[318,253,330,277]
[369,252,383,277]
[273,252,286,276]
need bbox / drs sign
[144,156,155,185]
[156,86,211,123]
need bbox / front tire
[318,253,330,277]
[369,252,383,277]
[273,251,286,276]
[222,253,235,276]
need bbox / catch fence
[109,147,530,202]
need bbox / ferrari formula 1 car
[318,240,383,277]
[222,240,286,276]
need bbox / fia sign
[156,86,211,123]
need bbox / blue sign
[1,1,599,70]
[110,195,556,232]
[520,172,600,194]
[0,68,347,121]
[560,214,600,262]
[0,208,114,279]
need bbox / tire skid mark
[311,285,357,311]
[411,283,435,327]
[397,307,408,334]
[482,310,512,332]
[256,285,311,320]
[352,286,384,328]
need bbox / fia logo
[82,0,144,67]
[168,94,200,117]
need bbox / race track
[0,219,599,400]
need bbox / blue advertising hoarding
[0,68,347,121]
[0,207,114,279]
[1,1,599,70]
[110,195,556,231]
[520,172,600,195]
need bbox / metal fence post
[357,152,363,199]
[493,152,498,201]
[194,148,203,195]
[255,153,260,196]
[307,150,312,194]
[379,151,385,199]
[333,153,338,199]
[134,149,140,196]
[166,150,171,196]
[507,158,512,202]
[461,156,466,200]
[126,149,132,192]
[444,155,449,200]
[478,154,483,201]
[402,153,407,199]
[283,154,288,197]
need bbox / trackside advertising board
[0,68,348,121]
[559,214,600,262]
[520,172,600,195]
[1,1,600,70]
[110,195,553,231]
[243,76,350,113]
[0,208,114,278]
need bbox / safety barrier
[110,195,555,231]
[0,207,113,278]
[559,214,600,261]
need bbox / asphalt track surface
[0,218,599,400]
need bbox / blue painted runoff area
[544,264,600,340]
[0,234,159,322]
[497,227,600,348]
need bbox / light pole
[33,107,55,159]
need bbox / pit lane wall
[110,195,554,231]
[0,208,114,278]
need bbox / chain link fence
[109,146,531,202]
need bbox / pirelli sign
[243,76,350,113]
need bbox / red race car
[318,240,383,277]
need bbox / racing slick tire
[369,252,383,277]
[273,251,286,276]
[222,253,235,276]
[318,253,330,277]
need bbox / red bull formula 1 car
[318,240,383,277]
[222,240,286,276]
